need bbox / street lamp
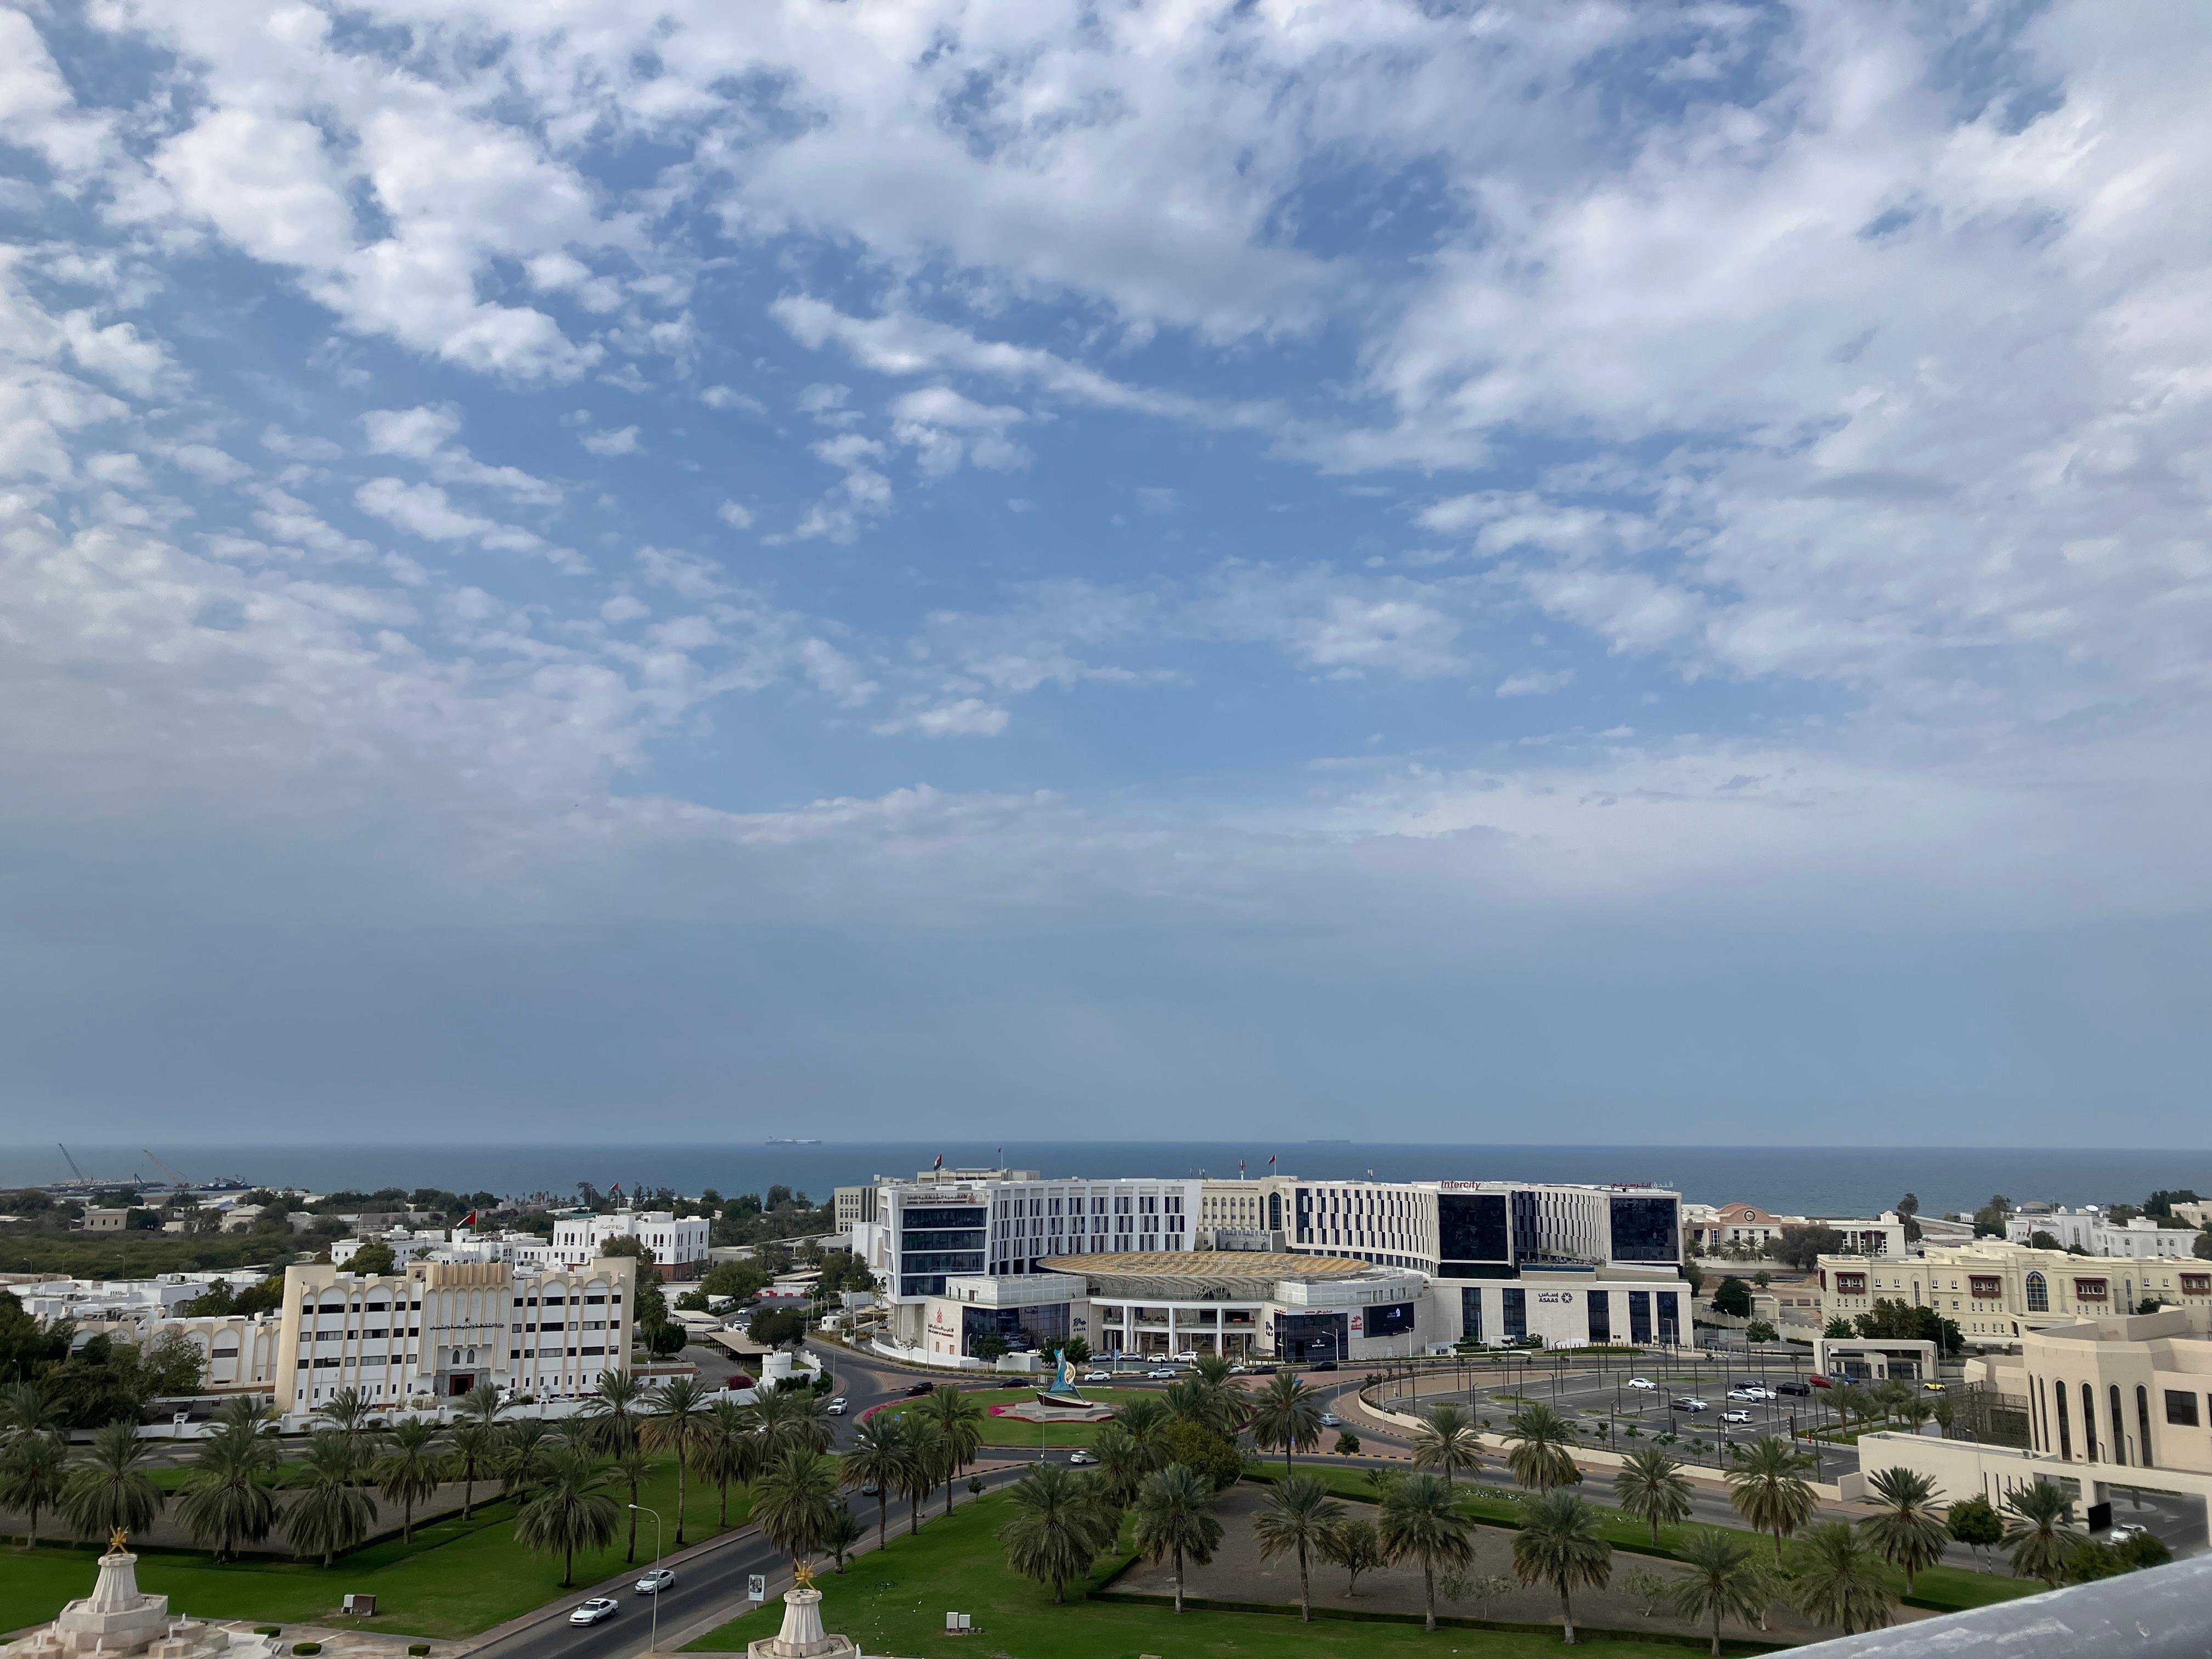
[630,1504,663,1654]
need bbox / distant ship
[764,1137,823,1146]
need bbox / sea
[4,1142,2207,1221]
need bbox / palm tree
[579,1369,652,1455]
[695,1399,758,1528]
[0,1384,61,1438]
[1724,1436,1818,1560]
[896,1418,943,1536]
[1247,1373,1323,1475]
[1191,1354,1233,1386]
[2000,1479,2081,1588]
[496,1418,562,1502]
[1503,1403,1582,1492]
[1790,1521,1896,1635]
[755,1390,835,1460]
[918,1386,986,1515]
[753,1447,840,1575]
[1251,1474,1344,1622]
[1165,1374,1248,1439]
[1087,1423,1150,1506]
[446,1419,496,1520]
[373,1417,445,1545]
[1411,1402,1483,1486]
[210,1395,274,1437]
[314,1387,381,1457]
[455,1381,508,1432]
[1510,1490,1613,1646]
[839,1415,910,1553]
[644,1376,712,1545]
[1613,1447,1693,1544]
[287,1432,375,1567]
[515,1445,620,1588]
[1319,1515,1384,1596]
[1379,1470,1475,1633]
[823,1506,865,1572]
[1131,1463,1223,1615]
[1668,1528,1771,1657]
[59,1421,165,1542]
[997,1463,1119,1605]
[607,1442,656,1564]
[1859,1466,1948,1596]
[0,1430,67,1548]
[174,1426,280,1562]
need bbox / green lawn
[1241,1464,2040,1616]
[873,1387,1155,1448]
[0,1459,744,1639]
[683,1493,1753,1659]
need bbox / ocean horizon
[6,1141,2207,1223]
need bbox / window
[1835,1272,1867,1296]
[2109,1385,2128,1466]
[1460,1286,1483,1344]
[2025,1272,2049,1313]
[2081,1383,2097,1460]
[2138,1386,2153,1466]
[1502,1288,1527,1341]
[2073,1278,2107,1301]
[1587,1291,1611,1345]
[1968,1276,2001,1300]
[2055,1381,2072,1459]
[2167,1390,2202,1427]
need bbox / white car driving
[1318,1411,1342,1427]
[1146,1366,1179,1379]
[1719,1409,1755,1425]
[570,1599,619,1626]
[635,1568,676,1595]
[825,1397,848,1415]
[1067,1449,1098,1465]
[1083,1370,1113,1383]
[1625,1376,1655,1391]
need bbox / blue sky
[3,0,2211,1146]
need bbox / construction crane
[142,1149,192,1193]
[57,1144,88,1183]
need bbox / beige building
[1196,1179,1277,1248]
[80,1209,130,1233]
[1819,1241,2212,1343]
[1979,1306,2212,1474]
[1686,1201,1908,1257]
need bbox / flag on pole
[1238,1159,1245,1176]
[933,1153,943,1170]
[460,1210,477,1228]
[1267,1154,1276,1169]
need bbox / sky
[2,0,2210,1147]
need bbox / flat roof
[1045,1251,1373,1277]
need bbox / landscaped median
[0,1460,742,1640]
[866,1386,1156,1448]
[685,1492,1786,1659]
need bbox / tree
[1612,1447,1692,1544]
[644,1375,713,1545]
[2116,1530,2174,1572]
[607,1442,656,1564]
[1724,1436,1818,1561]
[1503,1403,1582,1492]
[2194,1229,2212,1261]
[1411,1401,1482,1486]
[374,1417,445,1545]
[895,1417,942,1536]
[1248,1372,1323,1474]
[1822,1317,1854,1339]
[447,1419,495,1521]
[347,1240,398,1277]
[1859,1466,1947,1596]
[997,1463,1119,1605]
[2064,1538,2124,1583]
[515,1445,620,1588]
[60,1420,165,1541]
[1165,1374,1247,1440]
[701,1259,772,1302]
[1334,1430,1362,1455]
[1894,1195,1922,1245]
[1132,1463,1223,1615]
[314,1387,382,1459]
[2000,1479,2081,1587]
[918,1386,986,1514]
[2028,1230,2062,1251]
[1789,1522,1896,1636]
[1320,1515,1384,1596]
[1087,1423,1151,1508]
[286,1432,375,1567]
[174,1425,280,1562]
[969,1331,1009,1363]
[1160,1419,1242,1490]
[1745,1320,1779,1345]
[1713,1278,1753,1318]
[581,1369,652,1454]
[823,1505,865,1573]
[752,1447,841,1575]
[496,1418,562,1502]
[1060,1336,1092,1368]
[1375,1470,1475,1633]
[1669,1527,1771,1658]
[696,1398,758,1528]
[1972,1195,2012,1238]
[139,1329,205,1397]
[1774,1226,1847,1271]
[1945,1493,2002,1568]
[0,1429,67,1547]
[1252,1474,1344,1622]
[840,1414,911,1553]
[748,1307,806,1348]
[1510,1490,1612,1646]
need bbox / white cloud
[873,698,1011,738]
[1495,669,1575,698]
[581,425,640,456]
[355,477,496,542]
[716,500,755,530]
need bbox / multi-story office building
[1684,1203,1909,1258]
[1819,1242,2212,1342]
[2006,1205,2199,1260]
[853,1172,1200,1352]
[549,1210,709,1279]
[1196,1180,1276,1249]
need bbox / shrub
[408,1646,430,1655]
[294,1644,323,1655]
[253,1630,280,1638]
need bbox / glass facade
[1502,1286,1527,1341]
[1608,1197,1681,1263]
[1460,1285,1483,1344]
[1587,1290,1611,1344]
[1277,1311,1348,1363]
[1628,1289,1652,1344]
[1656,1291,1680,1343]
[1367,1301,1415,1338]
[961,1301,1069,1356]
[1438,1193,1510,1265]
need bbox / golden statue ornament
[106,1526,130,1555]
[790,1561,816,1590]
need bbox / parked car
[1067,1449,1097,1466]
[1318,1412,1342,1427]
[1173,1350,1198,1363]
[1083,1369,1113,1383]
[571,1599,619,1626]
[1246,1364,1278,1375]
[1807,1374,1832,1389]
[825,1397,848,1415]
[1227,1363,1249,1375]
[1719,1409,1754,1424]
[1625,1375,1656,1391]
[634,1570,676,1595]
[2109,1521,2151,1544]
[1921,1381,1947,1392]
[1774,1380,1812,1396]
[1671,1397,1708,1413]
[860,1480,881,1496]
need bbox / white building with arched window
[1819,1242,2212,1344]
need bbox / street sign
[748,1575,766,1602]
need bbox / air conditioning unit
[341,1595,376,1616]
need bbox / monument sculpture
[2,1532,234,1659]
[747,1562,856,1659]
